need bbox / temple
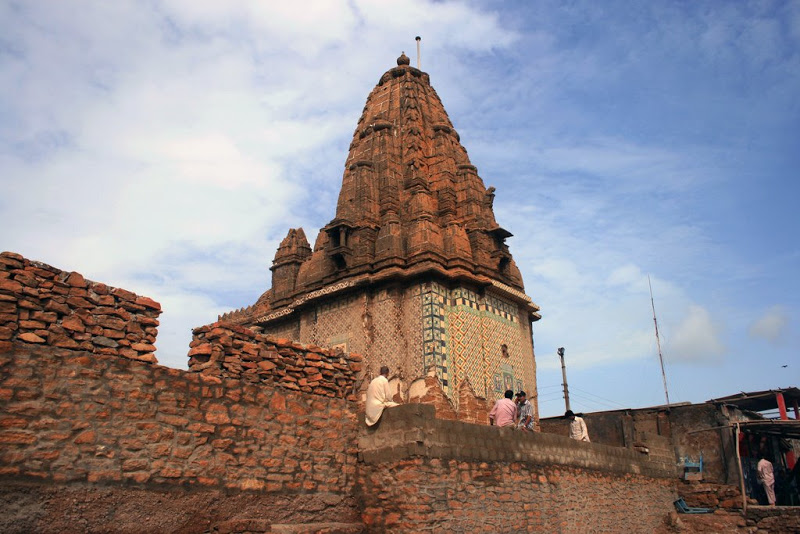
[221,53,540,410]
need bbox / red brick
[73,430,96,444]
[205,404,230,425]
[18,332,46,344]
[61,315,85,332]
[0,431,37,444]
[87,470,121,483]
[0,278,23,293]
[135,296,161,310]
[65,272,86,287]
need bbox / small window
[332,253,347,270]
[498,257,510,273]
[501,344,509,358]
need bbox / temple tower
[221,54,541,413]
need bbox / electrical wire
[569,386,628,409]
[568,392,624,411]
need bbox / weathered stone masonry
[357,404,677,533]
[0,251,160,363]
[0,342,358,494]
[189,321,362,400]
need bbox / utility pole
[648,275,671,409]
[558,347,571,412]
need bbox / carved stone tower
[221,54,541,412]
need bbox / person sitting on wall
[515,391,535,431]
[566,410,590,442]
[757,453,776,506]
[365,365,399,426]
[489,389,517,427]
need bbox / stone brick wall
[0,341,358,495]
[359,459,675,533]
[189,322,362,400]
[542,405,740,485]
[359,404,675,477]
[669,404,740,485]
[746,506,800,533]
[357,404,677,533]
[0,252,161,364]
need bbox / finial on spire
[397,52,410,66]
[415,36,421,69]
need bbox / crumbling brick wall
[0,341,359,493]
[189,321,362,399]
[0,251,160,364]
[0,252,360,496]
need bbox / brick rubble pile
[189,322,362,399]
[0,252,160,363]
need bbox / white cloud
[664,305,726,364]
[749,306,789,343]
[606,264,645,289]
[0,0,515,370]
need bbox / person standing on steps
[365,365,399,426]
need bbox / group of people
[365,366,590,443]
[487,389,535,431]
[487,390,591,441]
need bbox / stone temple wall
[257,279,536,415]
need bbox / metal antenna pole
[558,347,571,412]
[415,36,421,69]
[649,275,671,408]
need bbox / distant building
[219,54,541,416]
[540,387,800,505]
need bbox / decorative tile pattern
[448,307,484,405]
[264,318,300,340]
[369,289,405,378]
[444,287,535,401]
[484,294,519,323]
[259,282,536,410]
[401,290,424,381]
[309,295,364,356]
[421,282,450,395]
[494,363,516,395]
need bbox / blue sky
[1,1,798,417]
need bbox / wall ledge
[358,404,675,479]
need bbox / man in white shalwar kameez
[757,456,776,506]
[566,410,590,442]
[365,366,399,426]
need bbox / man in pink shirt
[489,390,517,427]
